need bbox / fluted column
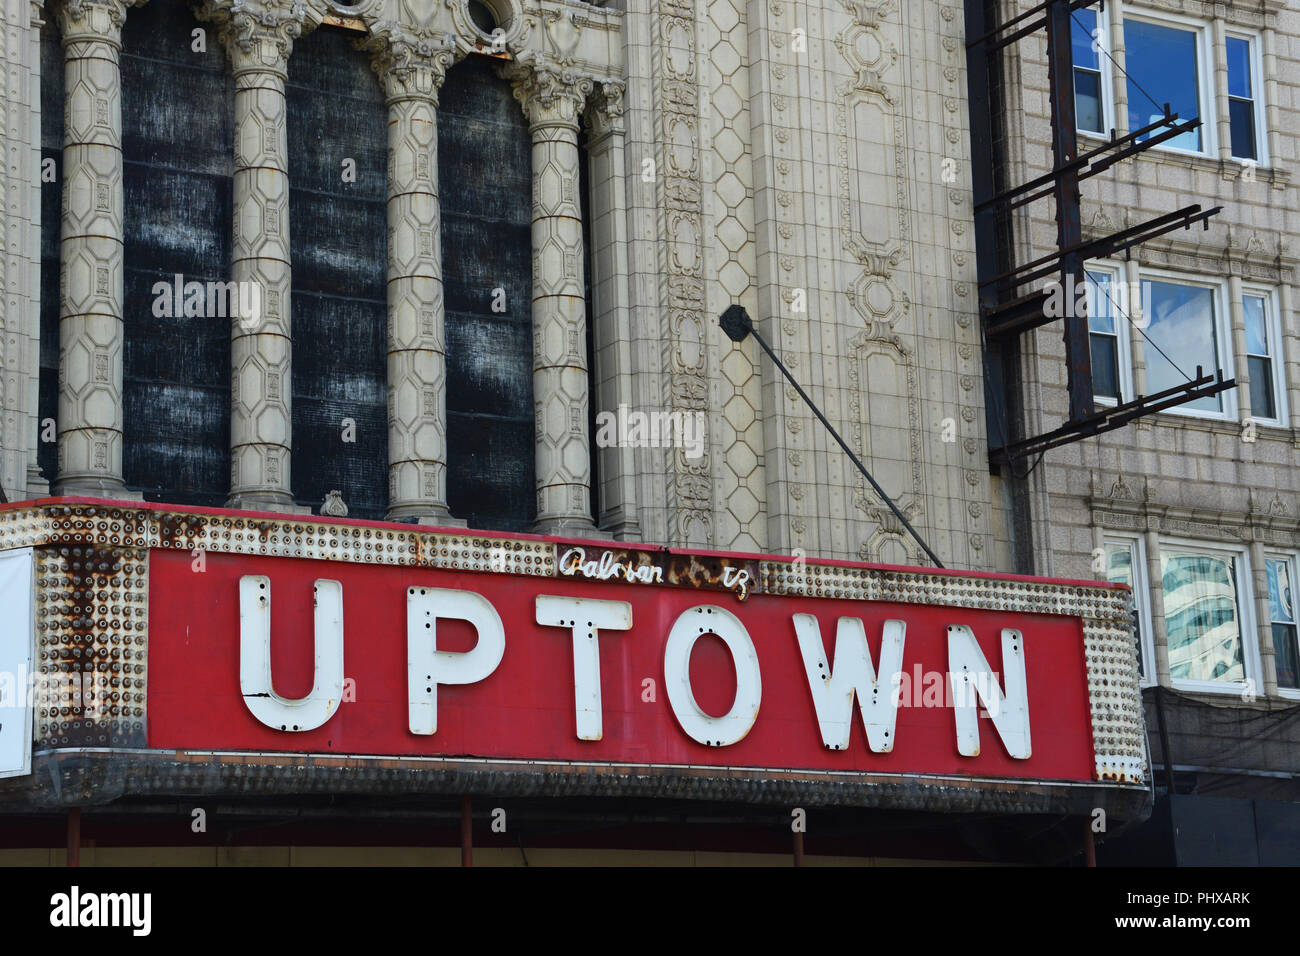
[215,4,302,512]
[505,62,599,536]
[368,32,460,525]
[53,0,142,497]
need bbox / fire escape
[964,0,1232,467]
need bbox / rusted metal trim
[0,750,1153,822]
[320,13,365,32]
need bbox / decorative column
[367,30,460,526]
[212,2,304,512]
[1144,528,1170,685]
[53,0,141,497]
[1228,274,1251,424]
[584,81,639,538]
[1262,27,1281,176]
[1247,536,1278,697]
[24,0,49,498]
[1106,0,1128,135]
[504,61,600,536]
[1211,18,1232,164]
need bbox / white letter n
[946,625,1031,759]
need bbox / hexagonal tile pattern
[54,3,131,494]
[228,44,295,506]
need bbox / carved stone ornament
[586,79,626,138]
[58,0,132,33]
[500,53,598,128]
[362,20,458,100]
[198,0,312,62]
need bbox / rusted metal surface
[35,539,148,751]
[0,750,1153,823]
[557,543,759,601]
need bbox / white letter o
[664,605,761,747]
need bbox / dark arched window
[439,56,535,532]
[120,0,234,506]
[286,25,387,519]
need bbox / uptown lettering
[238,578,1031,759]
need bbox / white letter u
[239,575,344,732]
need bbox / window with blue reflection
[1162,551,1244,683]
[1073,10,1104,133]
[1125,19,1202,151]
[1227,36,1258,160]
[1142,279,1221,412]
[1244,294,1275,420]
[1106,542,1145,677]
[1267,559,1299,689]
[1087,270,1120,399]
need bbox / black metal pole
[720,306,945,569]
[1045,0,1095,425]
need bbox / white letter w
[793,616,905,752]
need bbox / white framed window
[1138,270,1234,421]
[1104,535,1156,685]
[1225,31,1267,164]
[1072,7,1113,135]
[1123,11,1215,156]
[1159,539,1260,693]
[1241,286,1285,426]
[1265,555,1300,697]
[1086,264,1133,404]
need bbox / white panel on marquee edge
[0,547,34,778]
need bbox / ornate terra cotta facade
[0,0,1149,866]
[1,0,1008,566]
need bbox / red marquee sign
[146,544,1116,783]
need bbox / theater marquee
[0,499,1149,815]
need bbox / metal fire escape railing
[965,0,1232,467]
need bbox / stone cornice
[1088,470,1300,544]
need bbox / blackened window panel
[120,0,233,507]
[1248,355,1275,420]
[287,28,387,519]
[440,57,534,531]
[1275,622,1300,689]
[1090,334,1119,400]
[1230,98,1257,161]
[38,25,63,487]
